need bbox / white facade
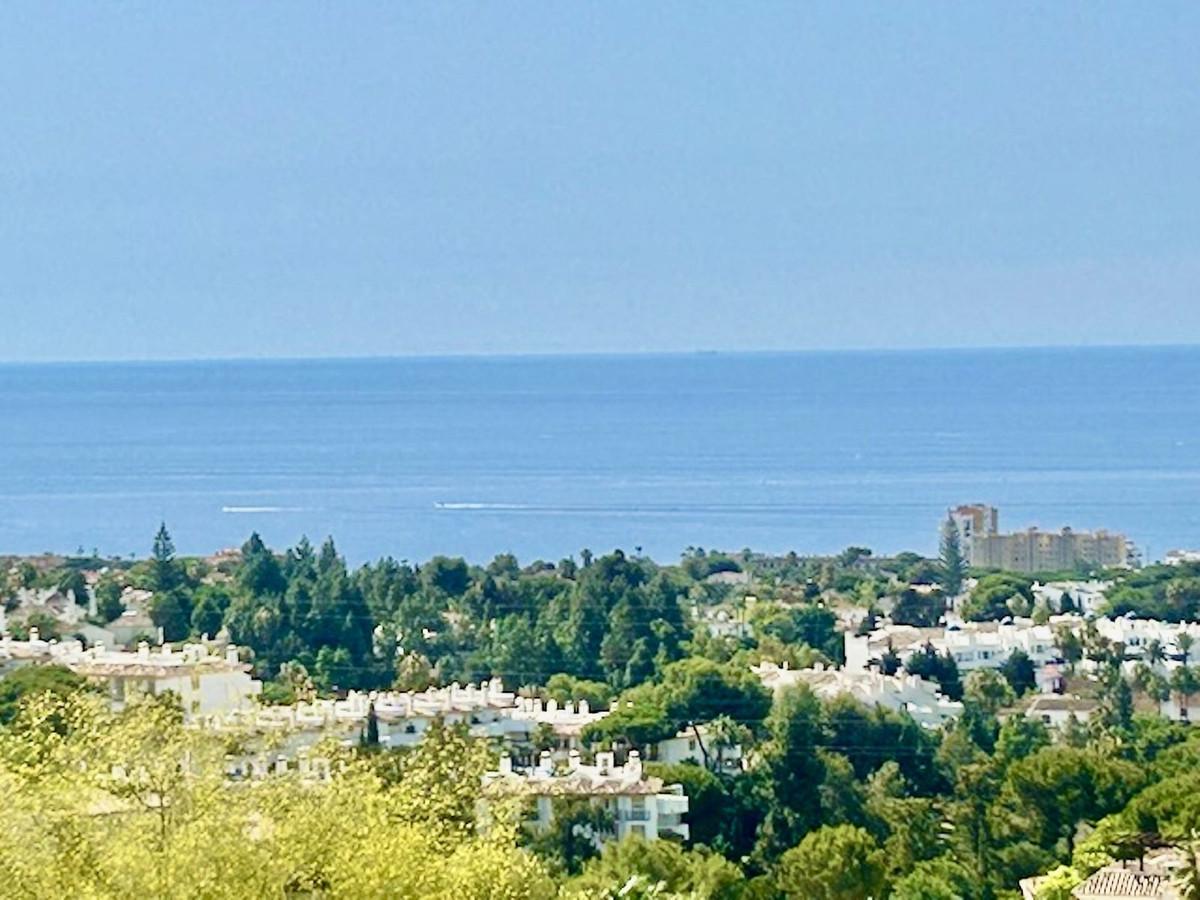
[697,607,751,640]
[483,750,689,843]
[847,620,1058,677]
[1031,580,1111,616]
[656,726,744,773]
[209,679,609,755]
[1095,617,1200,662]
[0,634,261,718]
[1025,695,1098,729]
[753,661,963,729]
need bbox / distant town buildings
[948,503,999,559]
[1164,549,1200,566]
[947,505,1135,573]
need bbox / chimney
[29,627,40,643]
[137,641,150,659]
[578,699,590,715]
[537,750,553,775]
[567,750,581,771]
[625,750,642,778]
[596,751,615,775]
[226,645,240,665]
[498,754,513,775]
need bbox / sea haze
[0,347,1197,564]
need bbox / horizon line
[1,340,1198,367]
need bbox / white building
[208,679,609,757]
[483,749,689,842]
[696,607,751,641]
[753,661,963,729]
[1025,694,1099,730]
[1032,580,1111,617]
[656,725,744,773]
[0,633,261,718]
[846,620,1058,677]
[1095,617,1200,662]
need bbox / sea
[1,346,1198,565]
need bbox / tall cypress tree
[940,515,966,596]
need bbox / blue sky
[2,3,1198,361]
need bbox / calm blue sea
[1,347,1198,564]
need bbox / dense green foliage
[10,531,1200,897]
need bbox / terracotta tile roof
[1073,867,1174,898]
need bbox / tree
[1055,625,1084,669]
[149,591,189,642]
[774,825,887,900]
[904,642,963,700]
[238,532,286,597]
[963,573,1034,622]
[150,523,183,594]
[0,694,555,898]
[424,556,471,597]
[0,665,86,725]
[1171,666,1200,718]
[940,515,966,596]
[1175,832,1200,900]
[569,835,743,899]
[995,715,1051,766]
[544,674,612,711]
[189,586,229,638]
[891,588,945,628]
[890,858,975,900]
[756,685,828,858]
[360,701,380,748]
[529,797,614,875]
[95,576,125,623]
[1001,747,1143,856]
[1001,649,1037,696]
[56,569,88,605]
[1181,632,1196,666]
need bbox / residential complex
[0,633,261,717]
[947,505,1135,573]
[483,750,690,843]
[753,660,964,729]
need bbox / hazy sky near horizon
[2,3,1199,362]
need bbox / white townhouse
[1025,694,1099,730]
[846,620,1058,677]
[0,633,261,718]
[482,749,689,843]
[753,661,963,729]
[655,724,744,773]
[208,679,609,758]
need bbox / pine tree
[361,701,380,748]
[940,515,966,596]
[151,523,183,594]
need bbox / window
[688,739,696,751]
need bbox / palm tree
[1132,662,1154,694]
[1174,831,1200,900]
[1170,666,1200,721]
[1147,638,1166,667]
[707,714,750,773]
[1180,632,1195,666]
